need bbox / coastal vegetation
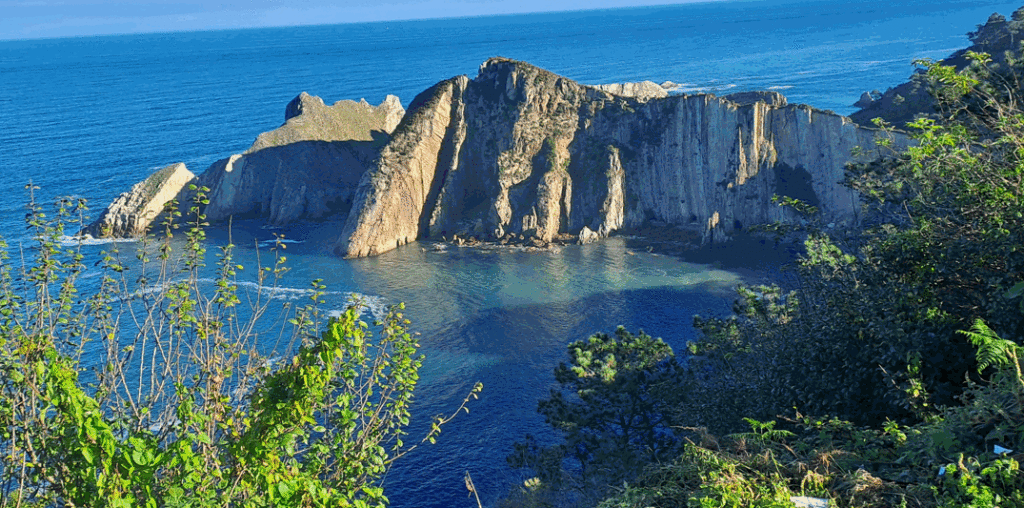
[508,44,1024,508]
[0,185,480,507]
[4,10,1024,508]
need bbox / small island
[85,58,908,257]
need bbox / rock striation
[335,57,908,258]
[84,93,404,236]
[82,163,196,237]
[200,93,405,225]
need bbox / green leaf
[276,481,294,499]
[81,445,96,465]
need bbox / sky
[0,0,718,41]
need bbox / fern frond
[958,319,1020,373]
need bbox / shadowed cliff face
[200,93,403,226]
[335,57,907,258]
[83,92,405,238]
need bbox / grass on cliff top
[248,99,392,152]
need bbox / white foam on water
[256,238,305,248]
[59,234,138,247]
[768,85,794,90]
[327,292,388,320]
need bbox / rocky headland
[849,7,1024,128]
[84,94,404,237]
[85,57,908,257]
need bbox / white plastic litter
[994,444,1013,455]
[938,466,946,477]
[790,496,829,508]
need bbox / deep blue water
[1,0,1021,505]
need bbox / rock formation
[88,58,908,258]
[82,162,196,237]
[200,93,405,225]
[589,80,669,100]
[84,93,404,236]
[335,57,907,258]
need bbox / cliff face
[336,77,470,258]
[200,93,405,225]
[82,163,196,237]
[336,57,906,258]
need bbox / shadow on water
[383,284,733,508]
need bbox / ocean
[0,0,1020,505]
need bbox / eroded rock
[82,163,195,237]
[201,92,406,225]
[589,80,669,100]
[336,57,909,258]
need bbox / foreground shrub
[0,186,480,507]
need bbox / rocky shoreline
[84,57,908,259]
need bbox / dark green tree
[509,327,688,500]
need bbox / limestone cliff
[200,93,405,225]
[84,92,405,237]
[588,81,669,100]
[82,163,196,237]
[336,57,906,258]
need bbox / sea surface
[1,0,1021,505]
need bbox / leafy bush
[507,327,689,505]
[0,185,480,507]
[525,42,1024,508]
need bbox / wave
[120,277,387,319]
[59,234,137,247]
[768,85,794,90]
[327,292,388,320]
[256,238,305,248]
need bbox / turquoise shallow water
[2,0,1023,504]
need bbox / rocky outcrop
[88,58,909,256]
[336,77,469,258]
[850,7,1024,127]
[335,57,908,258]
[86,92,405,236]
[589,81,669,100]
[82,163,196,237]
[199,93,405,225]
[725,91,787,107]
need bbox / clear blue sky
[1,0,717,40]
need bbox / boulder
[578,226,600,245]
[853,91,874,109]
